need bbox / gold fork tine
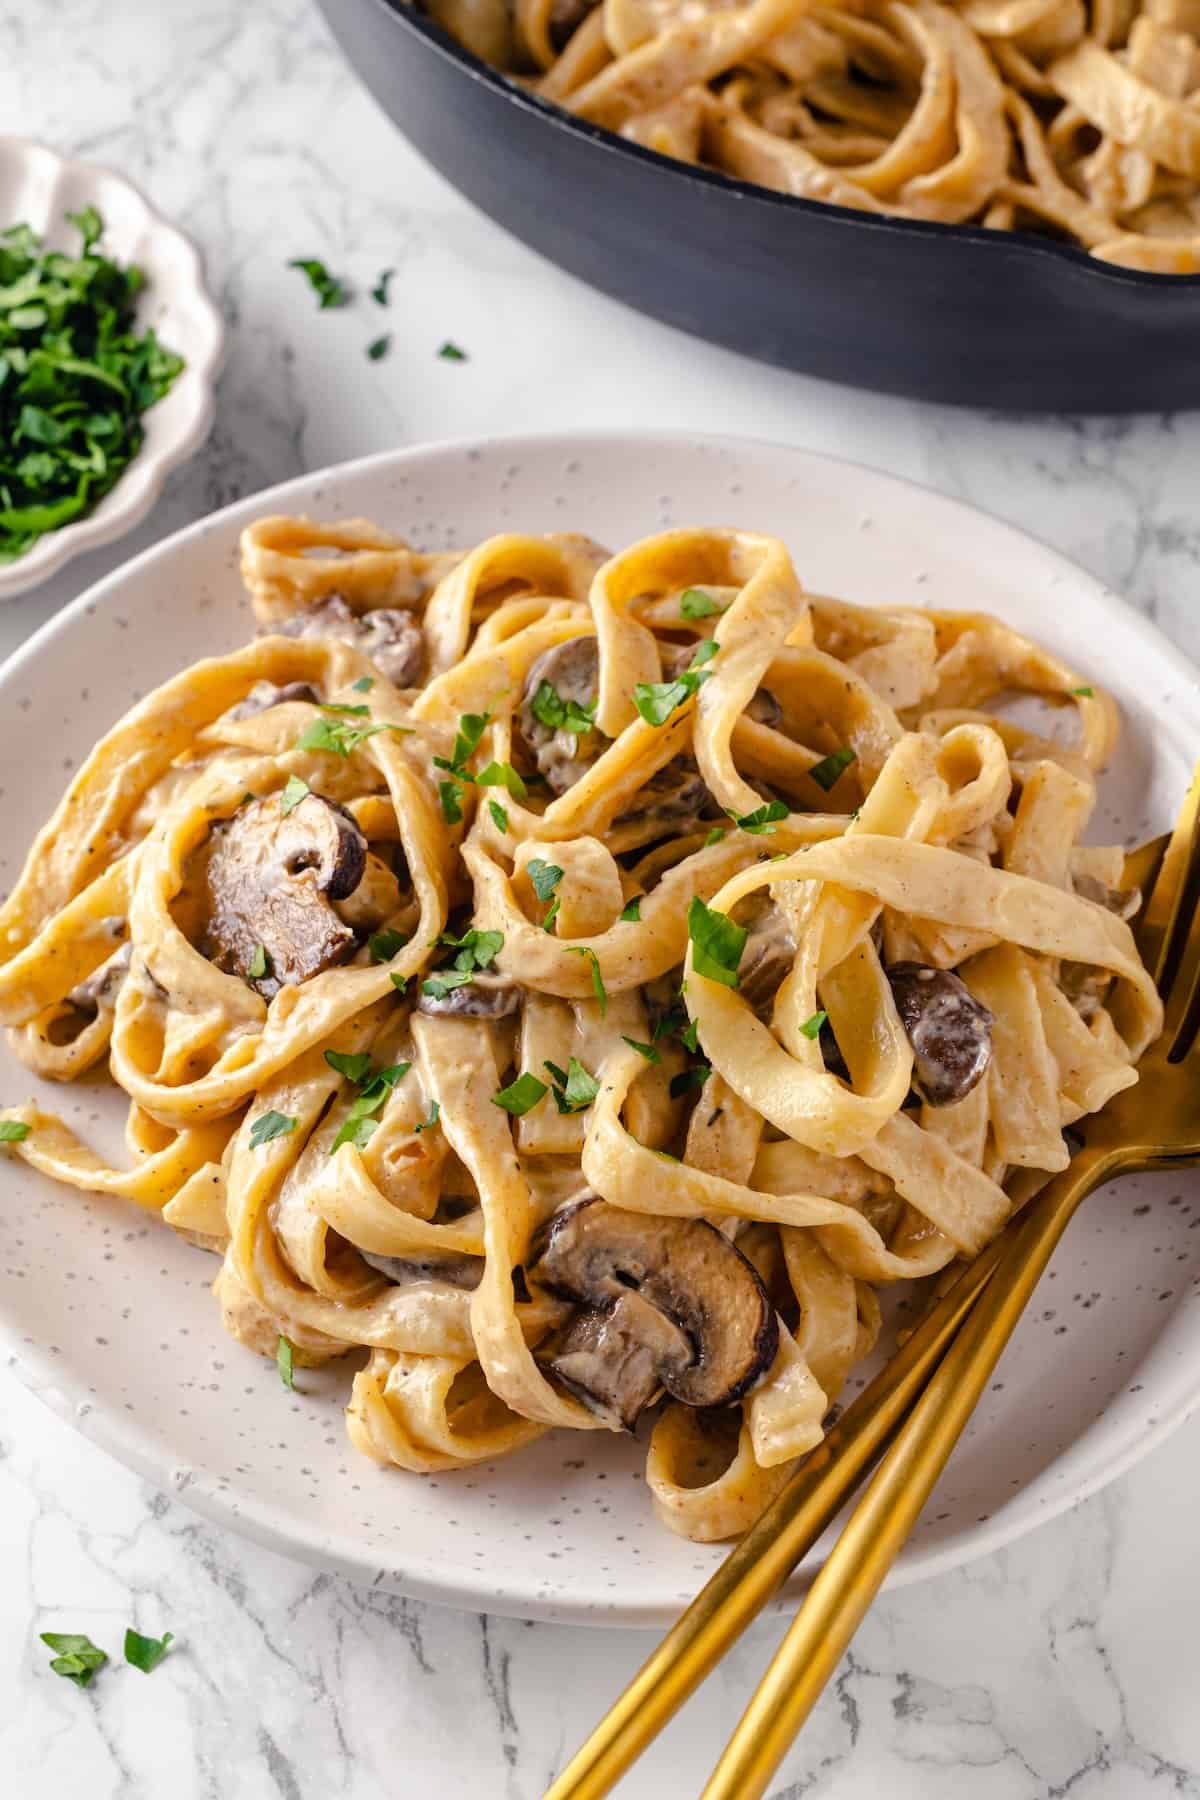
[696,769,1200,1800]
[1138,763,1200,988]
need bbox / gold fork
[547,776,1196,1800]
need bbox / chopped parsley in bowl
[0,206,184,564]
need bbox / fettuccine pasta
[418,0,1200,273]
[0,514,1161,1541]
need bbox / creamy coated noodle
[416,0,1200,274]
[0,517,1163,1541]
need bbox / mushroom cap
[519,637,602,794]
[416,970,522,1019]
[544,1290,693,1430]
[273,594,425,687]
[733,897,796,1013]
[202,791,367,997]
[532,1198,778,1417]
[358,1249,484,1290]
[227,680,319,721]
[887,962,994,1108]
[615,755,710,835]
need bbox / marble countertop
[3,1,1200,1795]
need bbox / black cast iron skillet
[317,0,1200,412]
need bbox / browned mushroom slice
[358,1249,484,1290]
[202,791,367,997]
[226,680,319,721]
[542,1290,694,1430]
[1073,872,1140,921]
[272,593,425,686]
[736,898,796,1012]
[531,1198,778,1422]
[887,963,994,1107]
[416,971,522,1019]
[744,687,782,729]
[615,755,710,835]
[519,637,603,794]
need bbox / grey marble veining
[2,0,1200,1795]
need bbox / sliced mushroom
[616,755,710,836]
[202,791,367,997]
[416,970,522,1019]
[736,897,796,1012]
[531,1198,778,1424]
[543,1290,694,1430]
[519,637,603,794]
[745,687,782,729]
[358,1249,484,1290]
[1073,872,1140,921]
[273,593,425,687]
[887,963,993,1108]
[226,680,319,721]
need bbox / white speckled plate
[2,433,1199,1628]
[0,137,224,598]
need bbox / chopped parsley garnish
[799,1009,827,1040]
[530,680,597,737]
[680,587,721,620]
[527,859,564,902]
[288,257,346,308]
[297,715,391,758]
[249,1110,296,1149]
[1072,685,1094,698]
[246,944,271,981]
[279,774,310,817]
[669,1064,710,1098]
[415,1100,440,1133]
[352,675,375,692]
[632,640,718,727]
[687,896,747,988]
[366,334,391,362]
[727,799,788,835]
[808,746,857,793]
[124,1629,173,1674]
[544,1057,600,1114]
[372,268,395,306]
[542,897,561,934]
[368,927,407,963]
[439,778,464,824]
[619,897,642,923]
[476,760,527,799]
[421,968,473,1001]
[40,1631,108,1687]
[679,1015,700,1053]
[492,1072,548,1116]
[621,1036,660,1063]
[329,1059,412,1151]
[488,800,509,833]
[438,341,467,361]
[0,211,185,565]
[0,1119,30,1143]
[318,701,371,716]
[390,972,408,994]
[433,709,494,819]
[276,1335,295,1389]
[704,827,725,847]
[567,945,607,1015]
[438,927,503,972]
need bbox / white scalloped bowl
[0,137,224,599]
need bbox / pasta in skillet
[419,0,1200,274]
[0,516,1162,1541]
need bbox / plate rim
[3,426,1200,1626]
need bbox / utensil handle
[544,1236,1006,1800]
[699,1151,1108,1800]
